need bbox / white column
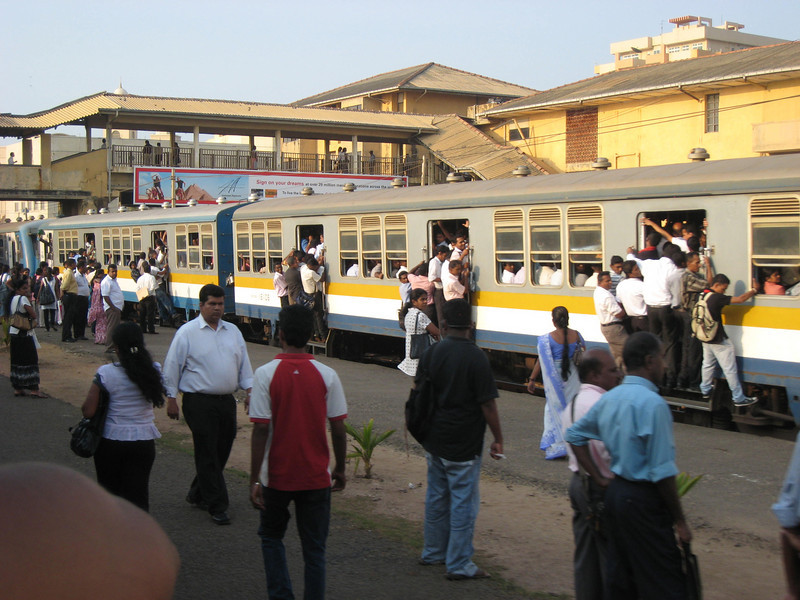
[351,135,359,174]
[275,130,282,170]
[193,125,200,168]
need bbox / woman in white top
[397,288,439,377]
[8,278,47,397]
[35,266,60,331]
[81,321,165,511]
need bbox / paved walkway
[0,376,532,600]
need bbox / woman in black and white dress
[81,322,165,511]
[397,288,439,377]
[8,278,47,397]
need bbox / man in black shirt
[415,299,504,580]
[699,273,759,407]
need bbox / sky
[2,0,799,118]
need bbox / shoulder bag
[405,344,439,445]
[10,296,36,331]
[409,311,433,359]
[69,380,110,458]
[38,280,55,305]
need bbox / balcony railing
[109,146,443,183]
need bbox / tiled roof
[0,92,439,138]
[292,63,536,107]
[484,41,800,116]
[417,115,550,179]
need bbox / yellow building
[290,62,536,171]
[481,41,800,172]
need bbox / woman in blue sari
[526,306,584,459]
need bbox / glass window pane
[752,223,800,257]
[569,225,602,252]
[385,230,406,252]
[361,230,381,252]
[252,233,266,251]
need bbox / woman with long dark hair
[81,322,165,511]
[8,278,47,397]
[525,306,584,459]
[397,288,439,377]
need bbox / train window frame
[360,215,382,279]
[111,227,122,266]
[57,229,79,264]
[200,224,214,271]
[250,221,266,274]
[494,209,525,285]
[267,220,282,274]
[384,214,407,279]
[566,205,603,288]
[339,217,359,277]
[175,225,188,269]
[236,222,252,272]
[102,228,111,265]
[750,196,800,298]
[529,206,563,287]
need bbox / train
[4,154,799,430]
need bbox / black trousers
[93,438,156,512]
[604,477,686,600]
[138,296,156,333]
[182,392,237,514]
[677,310,702,387]
[61,292,77,340]
[73,294,90,338]
[647,305,678,387]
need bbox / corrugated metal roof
[485,41,800,116]
[292,63,535,107]
[0,93,439,137]
[417,115,549,179]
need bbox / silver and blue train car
[232,154,800,428]
[0,218,52,270]
[41,204,241,314]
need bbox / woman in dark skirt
[8,278,47,397]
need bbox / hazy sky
[2,0,799,116]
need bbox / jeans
[422,452,482,576]
[258,486,331,600]
[154,286,174,323]
[700,337,746,402]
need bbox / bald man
[0,462,180,600]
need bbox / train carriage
[41,204,240,314]
[232,154,800,427]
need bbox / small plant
[344,419,395,479]
[677,472,703,497]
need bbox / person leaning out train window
[762,269,786,295]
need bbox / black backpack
[405,344,439,445]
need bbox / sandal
[29,392,49,398]
[14,390,27,397]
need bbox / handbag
[409,311,433,359]
[69,382,109,458]
[10,297,36,330]
[296,289,315,309]
[38,280,55,305]
[681,541,702,600]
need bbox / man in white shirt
[428,245,450,325]
[73,259,92,341]
[501,263,515,284]
[164,284,253,526]
[345,262,358,277]
[561,349,621,600]
[616,260,648,333]
[593,271,628,368]
[135,262,158,334]
[100,264,124,353]
[627,245,681,389]
[442,259,467,301]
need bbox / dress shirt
[136,272,157,294]
[667,268,684,308]
[561,384,613,479]
[681,270,707,311]
[501,270,514,284]
[671,237,689,252]
[273,272,287,298]
[584,273,598,289]
[428,256,444,289]
[407,273,434,304]
[565,375,678,483]
[442,270,465,301]
[593,286,624,324]
[61,267,77,294]
[628,254,678,306]
[300,264,322,294]
[615,277,647,316]
[75,271,91,297]
[513,266,527,284]
[162,314,254,398]
[100,276,124,311]
[538,265,554,285]
[773,432,800,528]
[550,270,564,286]
[346,263,359,277]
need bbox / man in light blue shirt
[566,332,691,600]
[773,432,800,599]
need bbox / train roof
[43,203,243,230]
[232,154,800,220]
[0,219,52,234]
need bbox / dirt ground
[7,339,785,599]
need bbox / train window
[267,220,282,273]
[57,230,78,264]
[102,229,111,265]
[236,222,251,272]
[111,228,121,265]
[122,227,132,266]
[529,207,562,286]
[187,226,200,269]
[567,205,602,287]
[494,209,524,285]
[251,222,266,273]
[750,197,800,296]
[175,225,188,268]
[361,216,382,278]
[132,228,142,256]
[339,217,358,277]
[201,225,214,270]
[384,215,407,278]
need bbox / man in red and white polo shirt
[249,304,347,600]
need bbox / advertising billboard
[134,167,404,204]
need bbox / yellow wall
[50,149,108,200]
[504,78,800,171]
